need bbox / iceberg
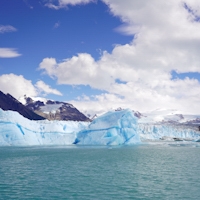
[0,108,200,146]
[75,109,140,145]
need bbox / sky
[1,0,200,116]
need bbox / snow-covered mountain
[23,96,90,122]
[137,108,200,126]
[0,91,45,120]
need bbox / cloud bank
[0,74,62,101]
[40,0,200,115]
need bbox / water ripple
[0,146,200,199]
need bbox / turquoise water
[0,144,200,200]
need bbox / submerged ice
[0,108,200,146]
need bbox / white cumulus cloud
[0,74,38,100]
[39,54,114,90]
[0,48,21,58]
[0,74,62,101]
[35,80,62,96]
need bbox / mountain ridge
[23,96,90,122]
[0,91,45,120]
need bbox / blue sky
[1,0,200,115]
[0,0,132,100]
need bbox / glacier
[138,124,200,142]
[0,108,200,146]
[0,108,88,146]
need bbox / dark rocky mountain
[24,96,90,122]
[0,91,45,120]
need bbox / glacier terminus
[0,108,200,146]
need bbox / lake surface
[0,143,200,200]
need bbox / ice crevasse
[0,108,200,146]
